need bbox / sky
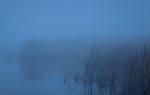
[0,0,150,41]
[0,0,150,56]
[0,0,150,95]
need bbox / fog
[0,0,150,95]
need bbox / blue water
[0,63,80,95]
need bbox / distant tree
[19,41,52,81]
[64,43,150,95]
[123,45,150,95]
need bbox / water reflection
[0,63,81,95]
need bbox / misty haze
[0,0,150,95]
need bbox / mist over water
[0,0,150,95]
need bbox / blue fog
[0,0,150,95]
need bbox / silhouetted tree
[64,42,150,95]
[19,41,52,81]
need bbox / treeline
[19,40,88,81]
[64,42,150,95]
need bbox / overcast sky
[0,0,150,42]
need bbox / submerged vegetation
[64,42,150,95]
